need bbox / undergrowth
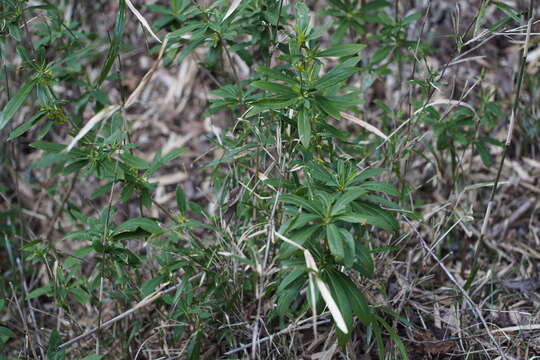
[1,0,538,359]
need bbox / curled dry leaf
[65,105,121,152]
[275,232,349,334]
[222,0,242,22]
[126,0,162,43]
[340,111,388,141]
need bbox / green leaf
[251,80,297,97]
[80,355,103,360]
[255,66,298,85]
[295,2,311,32]
[0,81,36,131]
[8,111,45,140]
[317,44,366,57]
[279,225,320,258]
[96,0,126,86]
[369,46,392,66]
[47,329,65,360]
[279,194,322,215]
[30,141,66,153]
[339,228,355,266]
[277,268,306,293]
[120,153,149,169]
[353,243,374,279]
[326,223,345,261]
[337,213,398,232]
[401,12,421,26]
[0,326,16,339]
[313,66,358,90]
[333,272,372,326]
[358,181,399,196]
[26,286,51,300]
[298,107,311,147]
[331,187,367,215]
[186,330,202,360]
[355,168,384,183]
[476,141,492,167]
[314,95,342,119]
[114,217,161,235]
[176,186,187,215]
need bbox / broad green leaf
[8,111,45,140]
[295,2,310,32]
[114,217,161,235]
[337,213,398,232]
[317,44,366,57]
[339,228,355,267]
[0,81,36,131]
[355,168,384,183]
[251,80,297,97]
[307,161,336,185]
[277,268,306,293]
[323,270,353,332]
[353,243,374,279]
[331,187,367,215]
[120,153,149,169]
[313,66,358,90]
[289,213,321,231]
[361,0,391,12]
[0,326,16,339]
[314,95,342,119]
[279,225,320,258]
[358,181,399,196]
[369,46,392,66]
[279,194,322,215]
[298,107,311,147]
[255,66,298,85]
[326,223,344,260]
[29,141,66,153]
[333,272,372,326]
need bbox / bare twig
[16,259,46,359]
[405,219,508,359]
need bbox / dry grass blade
[65,105,120,152]
[222,0,242,22]
[413,99,477,117]
[125,0,162,43]
[124,35,169,109]
[275,232,348,334]
[340,111,388,141]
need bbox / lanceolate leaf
[279,194,322,215]
[326,223,344,260]
[313,66,358,90]
[0,80,36,131]
[96,0,126,86]
[298,107,311,147]
[317,44,366,57]
[252,80,297,97]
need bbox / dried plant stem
[406,220,508,359]
[16,259,46,359]
[59,273,202,350]
[464,3,533,291]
